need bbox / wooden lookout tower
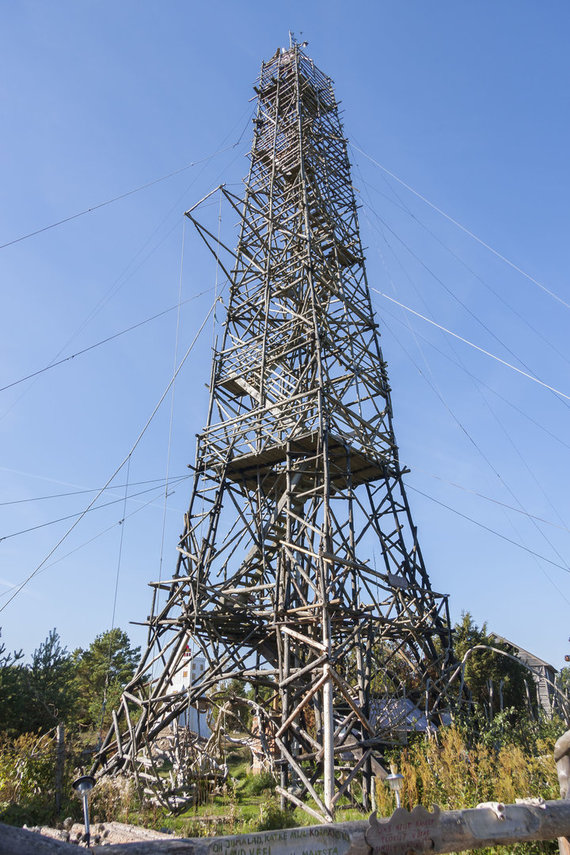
[94,39,454,821]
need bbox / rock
[38,828,71,843]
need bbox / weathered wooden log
[87,822,369,855]
[366,801,570,854]
[0,823,80,855]
[86,801,570,854]
[5,799,570,855]
[66,822,175,845]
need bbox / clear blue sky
[2,1,570,671]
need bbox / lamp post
[385,764,404,810]
[72,775,96,846]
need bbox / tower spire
[94,42,454,821]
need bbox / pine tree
[72,628,140,731]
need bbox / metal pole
[72,775,95,847]
[81,792,91,847]
[54,724,65,816]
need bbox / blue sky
[1,1,570,670]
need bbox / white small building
[169,649,211,738]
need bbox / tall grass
[375,724,559,816]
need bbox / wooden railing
[3,799,570,855]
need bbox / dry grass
[375,725,559,816]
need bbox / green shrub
[0,732,55,803]
[242,771,276,796]
[0,731,68,826]
[254,797,297,830]
[90,777,137,823]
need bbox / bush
[375,723,560,817]
[0,732,54,803]
[0,731,74,826]
[242,771,276,796]
[90,777,137,824]
[254,797,297,830]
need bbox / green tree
[72,628,140,732]
[0,639,27,735]
[25,629,77,733]
[0,629,76,736]
[454,612,534,718]
[557,666,570,699]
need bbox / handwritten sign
[208,825,351,855]
[366,805,440,855]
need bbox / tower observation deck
[94,41,454,821]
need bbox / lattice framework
[94,41,454,821]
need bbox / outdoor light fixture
[385,764,404,809]
[72,774,96,846]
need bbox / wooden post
[555,729,570,855]
[54,724,65,817]
[323,664,335,821]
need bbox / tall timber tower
[95,40,454,820]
